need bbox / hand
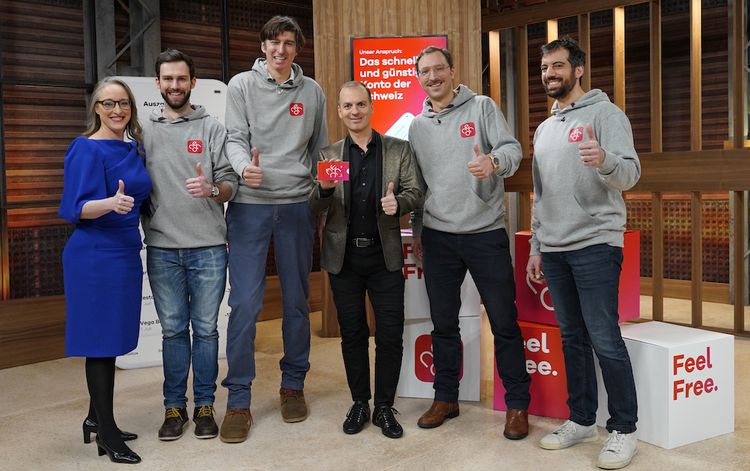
[381,182,398,216]
[111,179,134,214]
[413,235,423,262]
[242,147,263,187]
[526,255,545,284]
[318,158,340,191]
[186,162,212,198]
[578,124,605,168]
[467,143,494,180]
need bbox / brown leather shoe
[417,400,459,429]
[280,388,308,423]
[503,408,529,440]
[220,408,252,443]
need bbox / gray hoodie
[530,89,641,255]
[225,59,328,204]
[409,85,522,235]
[141,105,238,248]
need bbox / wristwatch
[489,155,500,172]
[210,184,220,197]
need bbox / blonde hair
[84,77,144,155]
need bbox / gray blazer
[309,133,424,274]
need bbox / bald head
[337,81,372,104]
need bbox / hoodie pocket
[536,194,598,246]
[470,174,499,204]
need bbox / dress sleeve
[58,137,106,224]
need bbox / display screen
[351,35,448,140]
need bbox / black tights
[85,357,126,452]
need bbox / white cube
[397,316,481,401]
[595,321,734,449]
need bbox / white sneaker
[539,420,599,450]
[597,431,638,469]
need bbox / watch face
[211,185,220,196]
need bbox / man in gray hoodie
[141,49,238,441]
[527,37,641,470]
[409,46,531,439]
[220,15,328,443]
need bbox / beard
[543,68,577,99]
[543,78,575,99]
[161,89,191,110]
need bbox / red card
[317,161,350,181]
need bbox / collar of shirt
[345,130,380,154]
[427,102,455,113]
[264,63,295,84]
[347,137,376,155]
[426,89,458,113]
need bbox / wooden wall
[0,0,321,368]
[313,0,482,139]
[485,0,749,333]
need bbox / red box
[414,334,463,382]
[494,320,569,419]
[514,230,640,326]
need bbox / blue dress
[59,137,152,357]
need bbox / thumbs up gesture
[242,147,263,188]
[381,181,398,216]
[467,143,495,180]
[186,162,213,198]
[578,123,605,168]
[111,179,135,214]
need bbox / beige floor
[0,297,748,471]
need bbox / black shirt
[347,132,380,241]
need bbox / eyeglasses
[418,64,450,77]
[96,99,131,111]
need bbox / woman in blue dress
[59,77,151,464]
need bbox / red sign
[514,230,641,326]
[351,35,448,139]
[459,122,476,138]
[414,334,463,382]
[494,321,569,419]
[187,139,203,154]
[290,102,304,116]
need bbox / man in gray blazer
[310,81,423,439]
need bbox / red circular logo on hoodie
[568,127,584,142]
[290,103,304,116]
[187,140,203,154]
[460,122,476,138]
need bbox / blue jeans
[541,244,638,433]
[147,245,227,409]
[421,227,530,407]
[222,202,315,408]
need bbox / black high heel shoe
[95,435,141,464]
[83,418,138,444]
